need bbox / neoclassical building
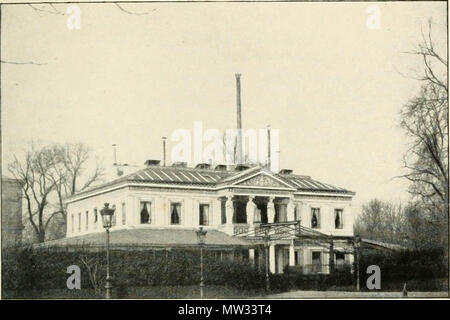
[61,161,355,274]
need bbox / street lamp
[196,227,207,299]
[264,235,270,292]
[354,235,361,292]
[100,203,115,299]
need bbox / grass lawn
[2,285,266,299]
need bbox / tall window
[71,213,74,233]
[111,205,116,226]
[85,211,89,231]
[78,212,81,232]
[334,209,343,229]
[122,202,126,225]
[275,204,287,222]
[336,252,345,270]
[171,203,181,225]
[294,205,299,221]
[233,201,247,223]
[221,200,226,224]
[94,208,98,225]
[311,208,320,228]
[312,252,322,272]
[199,204,209,226]
[140,201,151,224]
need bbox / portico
[218,194,297,236]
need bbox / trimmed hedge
[3,246,447,297]
[2,246,265,296]
[358,247,448,291]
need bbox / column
[289,239,295,266]
[246,196,256,225]
[329,239,335,274]
[267,197,275,223]
[225,196,233,225]
[223,195,234,235]
[287,199,295,221]
[249,248,255,265]
[303,249,310,273]
[269,244,276,273]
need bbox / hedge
[3,246,447,297]
[2,246,266,296]
[357,247,448,291]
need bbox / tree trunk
[38,231,45,243]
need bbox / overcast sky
[1,2,447,211]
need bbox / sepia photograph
[0,1,448,302]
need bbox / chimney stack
[162,137,167,166]
[112,144,117,165]
[267,126,271,170]
[235,74,243,165]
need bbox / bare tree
[8,142,104,242]
[8,144,64,242]
[354,199,406,244]
[400,20,448,216]
[49,143,104,224]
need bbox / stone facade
[64,165,356,274]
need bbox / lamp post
[100,203,115,299]
[263,229,270,292]
[354,235,361,292]
[196,227,207,299]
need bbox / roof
[361,238,406,251]
[66,165,354,202]
[34,228,253,249]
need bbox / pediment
[234,173,293,189]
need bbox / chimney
[144,160,161,166]
[267,125,271,170]
[235,74,243,165]
[112,144,117,165]
[162,137,167,166]
[172,161,187,168]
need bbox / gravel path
[264,291,448,299]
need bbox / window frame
[334,208,344,229]
[94,208,98,225]
[111,204,116,227]
[140,201,152,224]
[311,207,321,229]
[199,203,210,226]
[121,202,126,225]
[170,202,182,225]
[312,251,322,272]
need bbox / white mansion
[58,160,356,274]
